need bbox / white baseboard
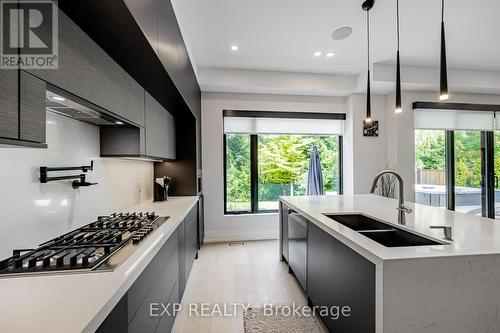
[203,230,278,243]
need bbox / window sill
[224,211,278,217]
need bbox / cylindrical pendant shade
[395,50,402,113]
[440,19,448,100]
[366,69,371,122]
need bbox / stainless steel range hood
[45,88,126,126]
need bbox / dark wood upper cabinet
[20,71,46,144]
[121,0,200,120]
[28,10,146,127]
[0,69,19,140]
[145,92,176,160]
[0,69,46,146]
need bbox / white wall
[0,112,153,258]
[346,94,388,194]
[385,91,500,202]
[201,92,389,242]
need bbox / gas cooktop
[0,212,168,277]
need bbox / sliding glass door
[416,129,498,218]
[454,131,482,215]
[495,133,500,218]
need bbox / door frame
[444,130,495,218]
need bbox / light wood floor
[172,240,308,333]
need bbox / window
[223,111,344,214]
[415,130,446,207]
[413,102,500,218]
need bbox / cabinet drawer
[128,245,178,333]
[128,232,178,322]
[155,281,179,333]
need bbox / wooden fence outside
[416,169,445,185]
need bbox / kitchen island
[279,194,500,333]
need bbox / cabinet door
[28,10,145,126]
[307,222,376,333]
[0,69,19,140]
[288,213,307,291]
[185,205,198,279]
[198,196,204,248]
[280,202,290,262]
[177,219,187,299]
[145,92,175,159]
[307,222,336,331]
[155,281,179,333]
[20,71,46,143]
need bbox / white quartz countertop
[0,196,199,333]
[280,194,500,261]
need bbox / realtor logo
[0,0,58,69]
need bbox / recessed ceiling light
[52,96,65,101]
[332,26,353,40]
[326,52,335,58]
[115,121,124,125]
[231,45,239,52]
[314,51,322,57]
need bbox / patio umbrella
[306,146,324,195]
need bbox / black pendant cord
[395,0,402,113]
[366,10,372,122]
[439,0,448,100]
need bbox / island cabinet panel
[0,69,19,140]
[280,202,290,262]
[288,212,308,291]
[307,221,376,333]
[27,10,145,127]
[145,92,176,160]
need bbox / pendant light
[439,0,448,100]
[395,0,402,113]
[362,0,374,123]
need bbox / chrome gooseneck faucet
[370,170,412,225]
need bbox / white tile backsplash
[0,112,153,258]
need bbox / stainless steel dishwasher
[288,212,308,291]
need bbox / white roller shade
[224,117,344,135]
[414,109,494,131]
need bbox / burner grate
[0,212,166,276]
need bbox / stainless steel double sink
[323,213,445,247]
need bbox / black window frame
[223,110,345,215]
[413,102,500,218]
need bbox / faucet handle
[398,203,413,214]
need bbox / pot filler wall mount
[40,161,97,189]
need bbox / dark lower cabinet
[185,205,198,279]
[307,222,376,333]
[97,201,199,333]
[96,294,128,333]
[280,202,290,262]
[288,212,308,291]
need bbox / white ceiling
[173,0,500,75]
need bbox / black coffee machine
[154,176,171,201]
